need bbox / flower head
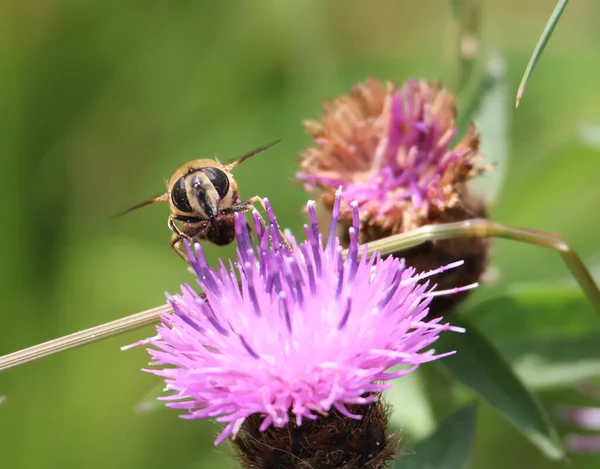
[298,79,483,233]
[298,78,490,315]
[134,189,469,449]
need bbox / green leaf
[469,284,600,388]
[492,140,600,287]
[510,334,600,390]
[468,54,509,206]
[470,283,599,343]
[516,0,569,107]
[436,317,566,460]
[454,65,494,144]
[400,403,478,469]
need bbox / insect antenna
[224,138,282,171]
[112,193,169,219]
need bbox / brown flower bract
[232,397,400,469]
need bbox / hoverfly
[117,139,281,260]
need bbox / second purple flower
[297,78,491,315]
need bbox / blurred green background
[2,0,600,468]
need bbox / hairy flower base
[233,395,399,469]
[132,189,470,445]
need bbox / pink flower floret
[134,188,469,444]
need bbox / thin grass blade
[516,0,569,107]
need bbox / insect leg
[169,233,189,261]
[168,214,188,238]
[168,214,207,261]
[364,218,600,315]
[232,196,293,252]
[220,200,256,215]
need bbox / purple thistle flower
[298,79,484,234]
[297,78,489,316]
[132,189,471,445]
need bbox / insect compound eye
[170,176,193,213]
[201,167,230,200]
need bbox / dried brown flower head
[298,78,490,315]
